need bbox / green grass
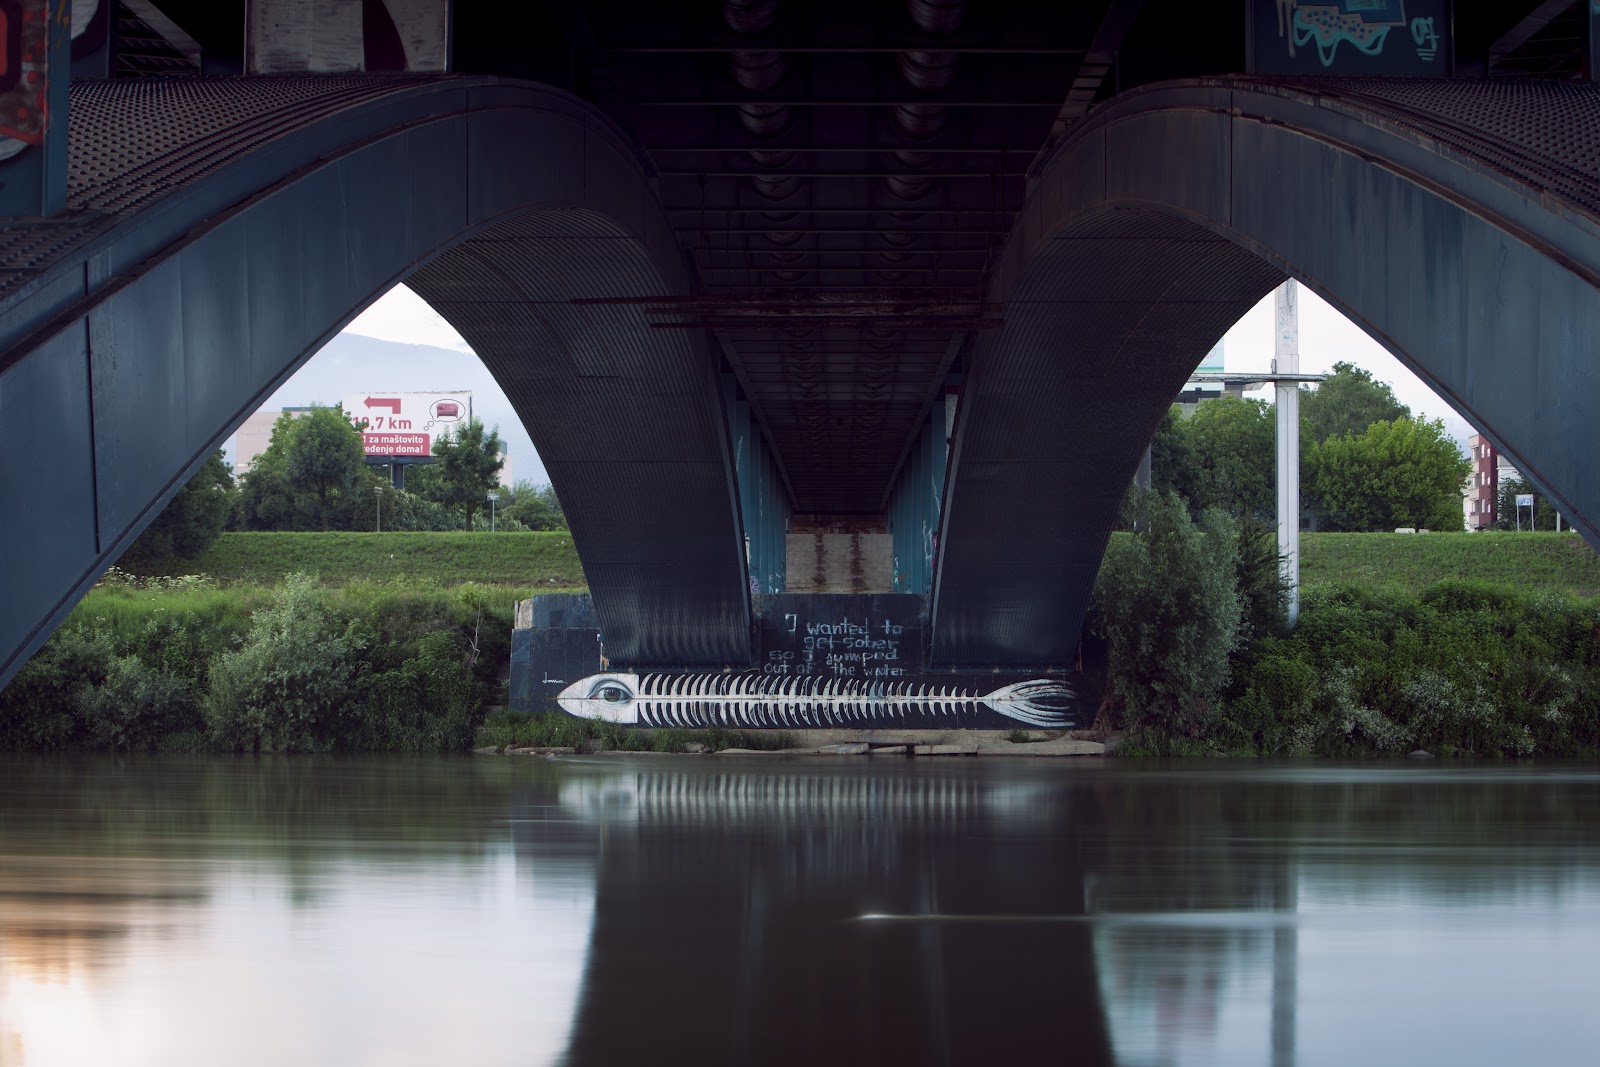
[1299,532,1600,597]
[135,531,587,589]
[123,529,1600,604]
[478,712,799,753]
[72,581,269,636]
[72,577,540,669]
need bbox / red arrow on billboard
[364,397,402,414]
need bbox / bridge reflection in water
[1,758,1598,1066]
[545,766,1114,1064]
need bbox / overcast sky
[234,279,1479,482]
[1221,283,1475,448]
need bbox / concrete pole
[1275,281,1301,627]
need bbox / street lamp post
[488,491,499,532]
[374,485,383,533]
[1180,283,1326,631]
[1274,281,1301,628]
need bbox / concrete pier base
[510,592,1092,730]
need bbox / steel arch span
[0,77,753,689]
[932,78,1600,668]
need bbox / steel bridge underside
[4,75,1600,684]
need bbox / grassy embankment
[146,529,1600,597]
[142,530,588,588]
[10,530,1600,755]
[1298,531,1600,597]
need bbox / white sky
[344,284,472,353]
[239,279,1477,486]
[1220,284,1475,448]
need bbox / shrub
[0,628,117,750]
[1235,514,1289,644]
[76,656,202,750]
[1214,580,1600,758]
[1091,492,1243,735]
[204,574,370,752]
[360,631,479,752]
[477,713,800,754]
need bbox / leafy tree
[232,413,317,531]
[233,410,383,532]
[1309,417,1470,532]
[502,480,567,531]
[401,460,443,499]
[287,405,368,531]
[119,450,234,569]
[1148,407,1201,501]
[1495,477,1562,531]
[1092,492,1243,736]
[426,418,505,530]
[1300,361,1410,444]
[1181,396,1278,519]
[388,490,468,531]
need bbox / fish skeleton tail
[979,680,1074,728]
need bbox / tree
[1309,417,1470,532]
[232,412,315,531]
[1148,406,1201,501]
[233,410,382,532]
[401,460,443,500]
[387,490,468,531]
[502,480,567,531]
[1092,493,1243,736]
[426,417,505,530]
[287,405,368,531]
[1300,361,1410,444]
[1181,396,1278,519]
[119,450,234,569]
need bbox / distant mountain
[226,332,549,486]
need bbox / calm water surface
[0,755,1597,1066]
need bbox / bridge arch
[932,78,1600,667]
[0,77,753,688]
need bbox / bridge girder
[6,70,1600,681]
[0,78,753,689]
[932,77,1600,666]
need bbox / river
[0,755,1596,1065]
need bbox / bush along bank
[0,573,509,753]
[1093,493,1600,758]
[1216,582,1600,757]
[12,522,1600,758]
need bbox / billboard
[344,391,471,458]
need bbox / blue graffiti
[1410,15,1439,62]
[1287,2,1409,68]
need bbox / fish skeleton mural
[557,673,1074,729]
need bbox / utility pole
[1275,280,1301,627]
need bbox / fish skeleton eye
[589,682,633,704]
